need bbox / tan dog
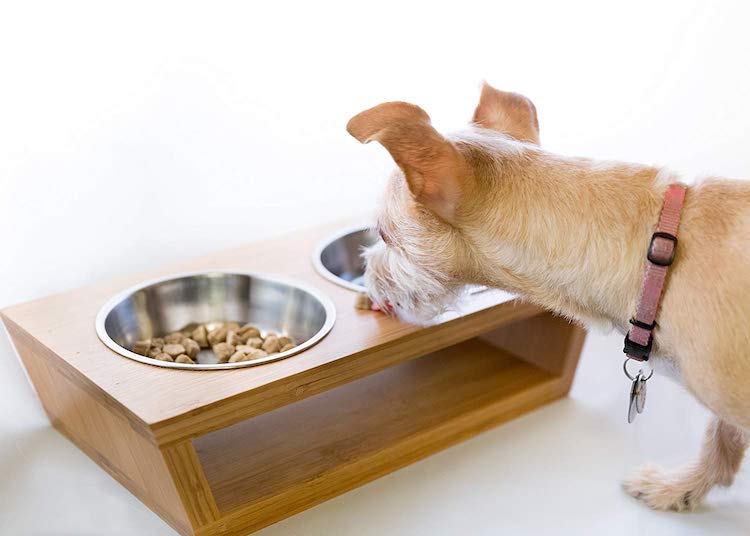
[347,82,750,512]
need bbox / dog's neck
[464,149,671,330]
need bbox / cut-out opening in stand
[192,313,574,516]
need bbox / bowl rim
[95,269,337,371]
[311,222,374,293]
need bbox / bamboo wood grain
[1,217,586,536]
[480,312,587,389]
[194,338,558,513]
[161,442,220,528]
[1,218,542,446]
[193,339,569,535]
[5,319,193,536]
[152,299,541,447]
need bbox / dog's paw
[622,464,703,512]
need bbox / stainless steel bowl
[95,271,336,370]
[312,224,377,292]
[313,224,491,300]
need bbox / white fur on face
[363,240,462,324]
[362,169,469,324]
[359,129,526,325]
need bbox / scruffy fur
[347,82,750,511]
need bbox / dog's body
[347,83,750,511]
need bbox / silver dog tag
[627,371,648,423]
[636,374,647,414]
[628,375,640,423]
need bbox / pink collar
[624,183,688,361]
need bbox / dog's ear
[472,81,540,144]
[347,102,467,223]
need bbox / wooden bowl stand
[1,219,585,535]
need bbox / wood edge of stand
[191,342,571,535]
[149,300,545,447]
[3,313,197,535]
[1,313,154,441]
[5,301,585,536]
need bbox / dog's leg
[623,418,748,511]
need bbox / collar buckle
[623,332,653,361]
[647,231,678,267]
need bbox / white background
[1,1,750,534]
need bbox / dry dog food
[261,334,281,354]
[226,330,242,347]
[182,338,200,359]
[229,347,268,363]
[132,339,152,355]
[207,325,228,346]
[164,332,184,344]
[246,337,263,349]
[354,292,373,310]
[191,325,208,347]
[162,343,186,357]
[212,342,235,362]
[239,325,261,341]
[131,323,297,366]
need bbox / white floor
[3,2,750,533]
[1,326,749,535]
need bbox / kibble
[133,322,297,367]
[354,292,373,310]
[180,323,199,336]
[163,343,186,357]
[246,337,263,349]
[212,342,235,363]
[247,348,269,360]
[207,325,228,345]
[229,347,269,363]
[191,325,208,348]
[261,335,281,354]
[133,339,151,356]
[181,338,201,359]
[226,331,242,347]
[228,349,248,363]
[239,325,261,341]
[164,332,184,344]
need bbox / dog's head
[347,82,540,323]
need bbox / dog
[346,82,750,512]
